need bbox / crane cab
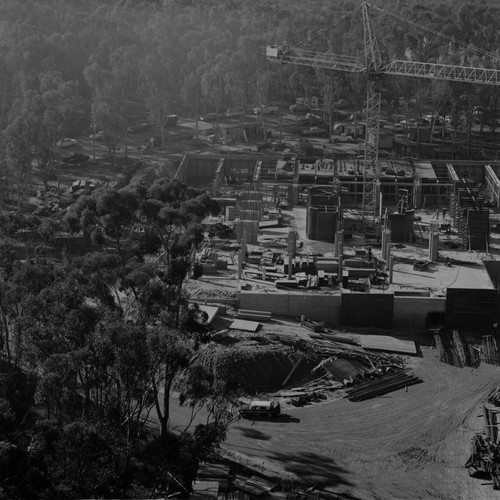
[266,44,290,59]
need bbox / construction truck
[239,400,281,419]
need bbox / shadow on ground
[234,426,271,440]
[239,415,300,424]
[270,450,352,489]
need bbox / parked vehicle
[298,114,325,127]
[253,105,278,115]
[127,122,153,133]
[225,108,246,118]
[302,126,328,137]
[289,103,310,113]
[200,112,218,122]
[332,133,355,143]
[399,119,418,127]
[62,152,90,164]
[163,114,178,127]
[239,400,281,419]
[89,130,104,141]
[56,138,77,148]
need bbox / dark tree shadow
[269,450,352,489]
[234,426,271,440]
[238,414,300,424]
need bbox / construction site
[173,149,500,500]
[180,4,500,496]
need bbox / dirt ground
[221,348,500,500]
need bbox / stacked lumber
[345,369,422,401]
[300,316,325,333]
[434,330,480,368]
[233,474,277,496]
[237,309,272,322]
[482,335,500,365]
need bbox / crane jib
[266,47,500,86]
[382,60,500,86]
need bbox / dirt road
[222,348,500,500]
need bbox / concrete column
[382,229,391,262]
[294,158,300,182]
[414,179,422,209]
[337,256,343,282]
[429,232,439,261]
[226,206,236,222]
[238,248,244,279]
[389,256,394,283]
[287,184,294,209]
[241,235,247,255]
[337,230,344,258]
[288,253,293,279]
[379,192,383,223]
[292,184,300,206]
[288,230,297,258]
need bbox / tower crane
[266,2,500,227]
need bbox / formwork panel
[445,288,497,328]
[340,292,394,329]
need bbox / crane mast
[266,1,500,227]
[362,1,382,225]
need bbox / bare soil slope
[224,348,500,500]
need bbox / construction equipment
[266,2,500,228]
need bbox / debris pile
[287,336,421,403]
[466,388,500,490]
[465,434,500,490]
[280,375,343,407]
[194,462,277,498]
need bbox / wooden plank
[282,359,301,386]
[359,335,417,355]
[192,480,219,499]
[229,319,261,332]
[238,309,272,322]
[453,330,467,367]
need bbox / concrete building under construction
[180,153,500,334]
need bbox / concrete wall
[341,292,394,329]
[238,291,341,323]
[393,296,446,329]
[239,290,447,330]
